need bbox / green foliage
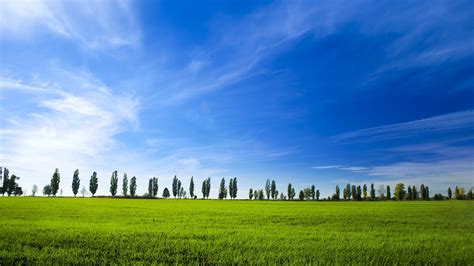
[89,172,98,196]
[148,177,158,198]
[332,185,340,201]
[122,174,128,196]
[271,179,276,199]
[201,178,211,199]
[129,176,137,197]
[316,189,320,201]
[51,168,61,196]
[363,184,367,200]
[311,185,315,200]
[386,185,391,200]
[72,169,80,197]
[162,187,170,198]
[2,167,9,196]
[299,190,305,201]
[189,177,194,198]
[394,183,405,200]
[345,183,351,200]
[258,189,264,200]
[370,183,376,199]
[42,185,52,196]
[218,178,227,200]
[265,179,271,200]
[109,171,118,197]
[447,187,452,199]
[249,188,253,200]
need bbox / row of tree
[1,167,473,200]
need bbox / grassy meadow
[0,197,473,264]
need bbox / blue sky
[0,0,473,197]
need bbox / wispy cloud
[331,110,474,143]
[312,165,342,169]
[0,0,140,50]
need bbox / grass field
[0,198,473,264]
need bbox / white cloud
[312,165,342,169]
[331,110,474,143]
[0,0,140,50]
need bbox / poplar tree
[189,176,195,198]
[412,185,418,200]
[72,169,80,197]
[394,183,405,200]
[448,187,452,199]
[172,175,178,198]
[249,188,253,200]
[89,172,99,196]
[2,168,9,196]
[51,168,61,196]
[299,190,304,201]
[110,171,118,197]
[271,179,277,199]
[370,183,376,199]
[311,185,315,200]
[218,177,226,200]
[202,180,206,198]
[407,186,412,200]
[316,189,320,200]
[386,185,391,200]
[363,184,367,200]
[122,173,128,196]
[265,179,271,200]
[346,183,351,200]
[420,184,426,200]
[130,176,137,197]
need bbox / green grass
[0,198,472,264]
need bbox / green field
[0,198,473,264]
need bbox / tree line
[1,167,473,200]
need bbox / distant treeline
[1,167,473,200]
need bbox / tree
[311,185,316,200]
[189,176,195,199]
[72,169,80,197]
[394,183,405,200]
[363,184,367,200]
[351,185,356,200]
[271,179,277,199]
[8,174,20,196]
[229,177,237,199]
[110,171,118,197]
[299,190,305,201]
[206,178,211,198]
[163,187,170,198]
[333,185,340,200]
[356,186,362,201]
[32,184,38,197]
[386,185,391,200]
[249,188,253,200]
[51,168,61,196]
[265,179,271,200]
[407,186,412,200]
[218,178,226,200]
[89,172,98,196]
[345,183,351,200]
[228,178,234,199]
[420,184,426,200]
[275,190,279,199]
[412,185,418,200]
[172,175,178,198]
[153,177,159,197]
[425,186,430,200]
[316,189,320,201]
[468,189,473,200]
[148,177,158,198]
[253,189,258,200]
[177,180,182,198]
[1,168,9,196]
[202,180,206,198]
[447,187,452,199]
[287,183,293,200]
[130,176,137,197]
[258,189,264,200]
[43,185,52,196]
[303,187,312,200]
[122,173,128,196]
[370,183,376,199]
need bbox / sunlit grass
[0,197,472,264]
